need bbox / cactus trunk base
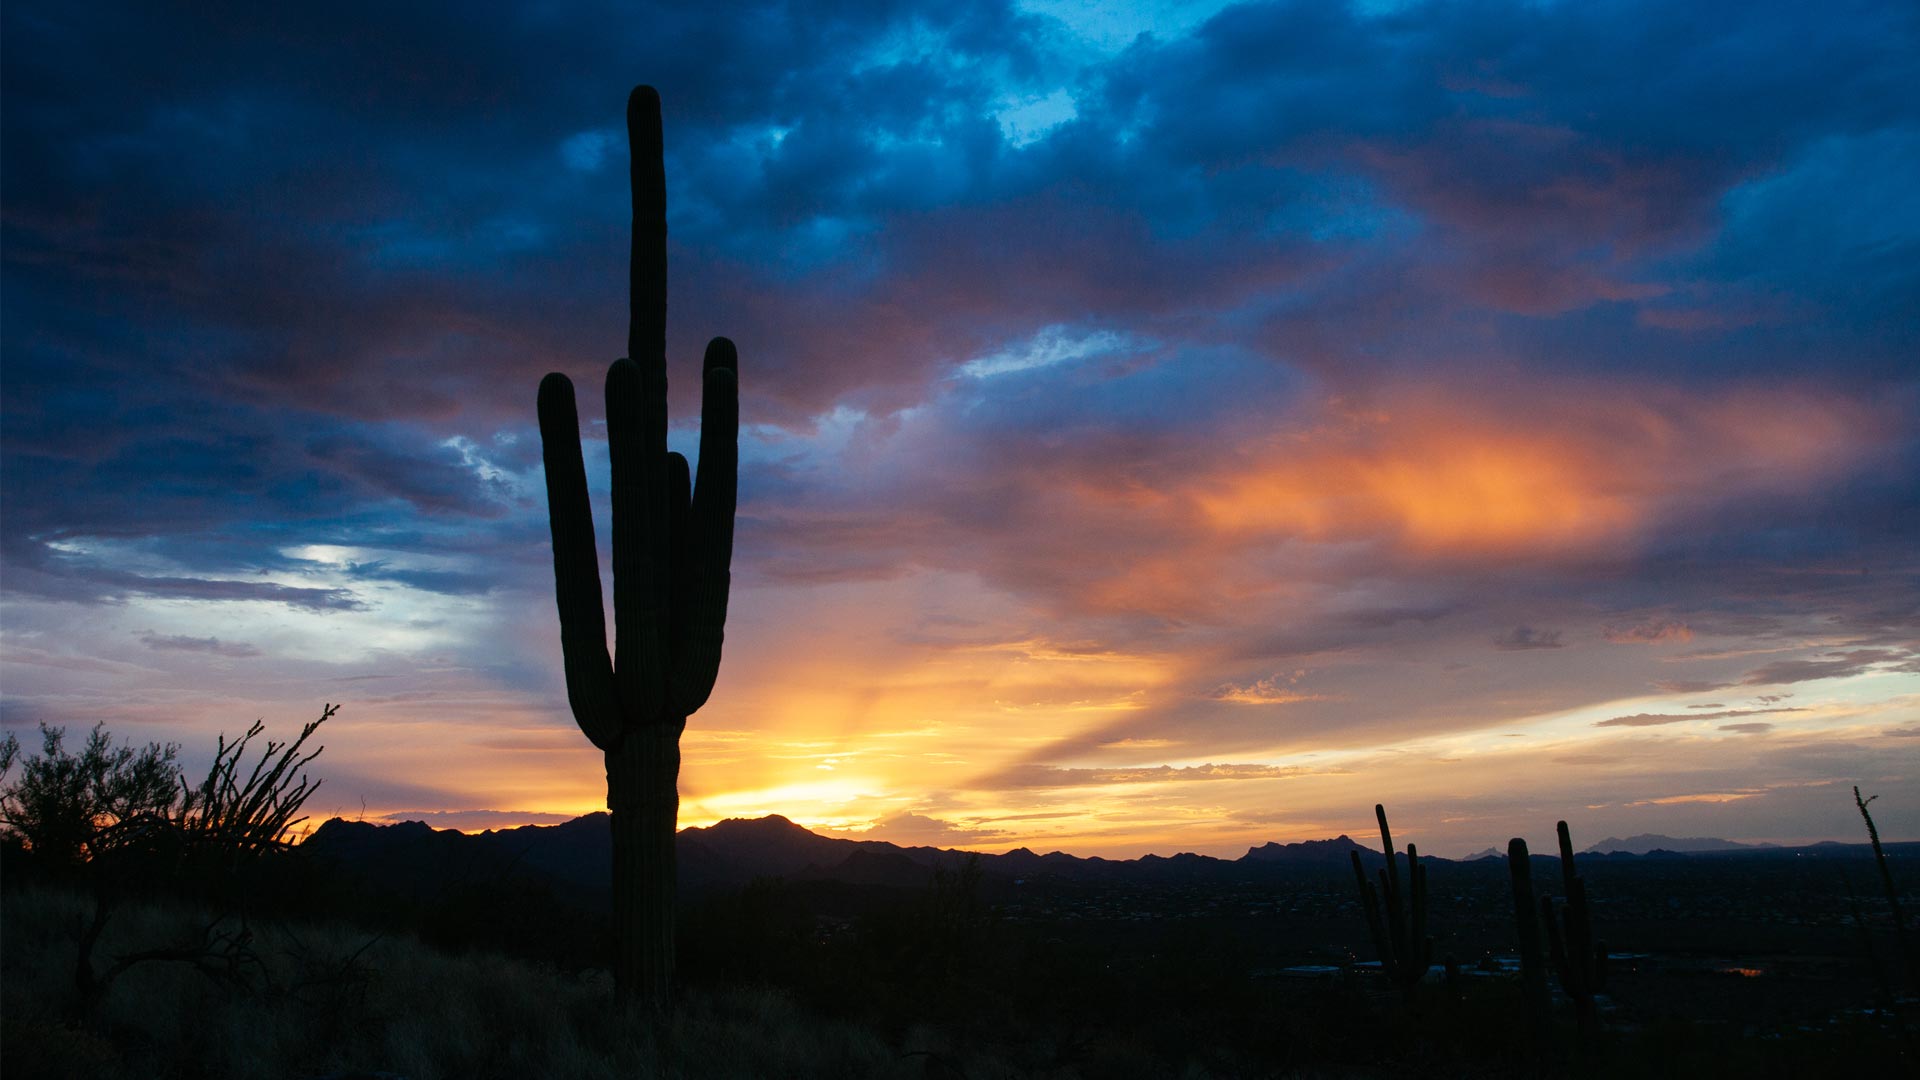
[607,723,682,1006]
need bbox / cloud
[1653,679,1733,694]
[60,568,365,613]
[1207,672,1327,705]
[1718,723,1774,734]
[1,0,1916,858]
[135,631,261,658]
[1604,618,1694,644]
[983,762,1326,789]
[849,811,1010,847]
[1740,649,1900,686]
[1496,626,1564,651]
[1597,707,1802,728]
[1626,792,1763,807]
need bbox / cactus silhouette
[1507,837,1551,1035]
[537,85,738,1005]
[1855,786,1919,993]
[1349,803,1432,998]
[1541,820,1606,1038]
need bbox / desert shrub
[0,886,954,1079]
[0,723,180,869]
[0,708,333,1017]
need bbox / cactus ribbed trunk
[608,724,682,1001]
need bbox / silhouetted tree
[0,723,180,868]
[0,706,332,1018]
[537,84,739,1006]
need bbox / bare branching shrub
[176,711,330,865]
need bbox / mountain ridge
[299,812,1402,907]
[304,814,1875,904]
[1582,833,1778,855]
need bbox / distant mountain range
[296,814,1874,910]
[1582,834,1779,855]
[298,814,1382,908]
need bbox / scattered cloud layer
[3,0,1916,853]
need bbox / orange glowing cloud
[1196,430,1634,551]
[1187,382,1879,558]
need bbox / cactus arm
[666,451,692,564]
[1556,820,1579,902]
[1556,819,1597,990]
[668,337,738,714]
[1375,803,1400,901]
[666,450,692,655]
[1551,820,1605,1037]
[536,372,624,752]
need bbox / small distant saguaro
[537,85,739,1006]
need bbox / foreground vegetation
[2,886,939,1080]
[6,872,1913,1079]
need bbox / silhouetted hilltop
[682,814,866,877]
[1240,835,1373,863]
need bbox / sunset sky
[3,0,1916,858]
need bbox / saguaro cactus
[1541,820,1606,1038]
[1350,803,1433,998]
[1507,837,1551,1033]
[537,85,738,1005]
